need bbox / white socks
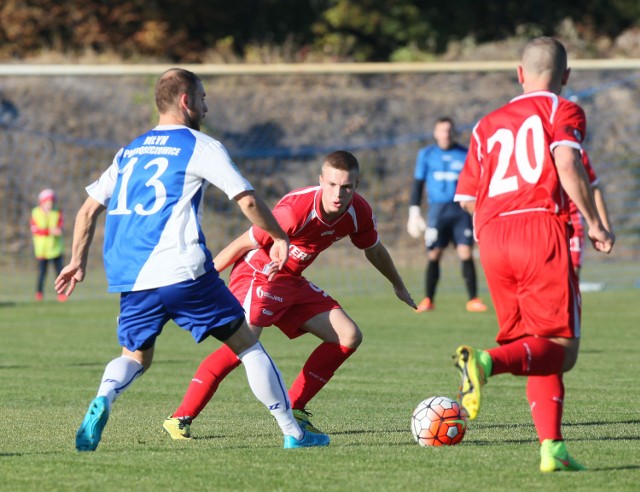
[94,347,303,440]
[238,342,303,440]
[96,355,144,410]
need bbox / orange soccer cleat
[416,297,434,313]
[466,298,488,312]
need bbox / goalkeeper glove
[407,205,426,239]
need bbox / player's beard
[187,114,201,131]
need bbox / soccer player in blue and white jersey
[407,117,487,313]
[55,68,329,451]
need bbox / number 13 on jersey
[109,157,169,216]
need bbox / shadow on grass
[564,419,640,427]
[588,464,640,471]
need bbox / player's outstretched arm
[213,231,255,273]
[55,197,105,296]
[235,191,289,272]
[364,242,417,309]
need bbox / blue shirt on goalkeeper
[413,142,468,204]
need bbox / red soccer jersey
[568,149,598,217]
[241,186,379,276]
[454,90,587,238]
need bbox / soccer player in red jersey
[452,37,614,472]
[569,150,613,278]
[163,150,416,441]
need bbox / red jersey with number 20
[242,186,379,277]
[455,90,586,239]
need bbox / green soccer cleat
[163,416,192,440]
[284,430,330,449]
[540,439,587,472]
[293,408,324,434]
[453,345,491,420]
[76,396,110,451]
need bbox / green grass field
[1,289,639,491]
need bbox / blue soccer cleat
[76,396,110,451]
[283,430,330,449]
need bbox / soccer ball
[411,396,467,447]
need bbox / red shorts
[478,213,581,344]
[229,263,341,339]
[569,212,585,268]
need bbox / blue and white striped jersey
[87,124,253,292]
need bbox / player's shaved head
[519,37,570,94]
[322,150,360,174]
[521,37,567,84]
[155,68,200,114]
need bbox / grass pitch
[1,289,639,491]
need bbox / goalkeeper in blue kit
[407,117,487,313]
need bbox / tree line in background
[1,0,639,62]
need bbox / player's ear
[561,68,571,86]
[180,92,190,110]
[517,65,525,85]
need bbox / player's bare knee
[340,324,363,349]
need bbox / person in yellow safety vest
[31,189,67,302]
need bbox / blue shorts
[425,202,473,250]
[117,270,245,351]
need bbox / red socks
[289,342,356,409]
[172,344,241,419]
[487,336,565,376]
[173,341,357,418]
[485,336,567,442]
[527,374,565,442]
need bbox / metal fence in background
[1,62,638,302]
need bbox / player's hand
[267,238,290,281]
[407,206,426,239]
[54,263,86,297]
[588,226,615,254]
[394,285,417,310]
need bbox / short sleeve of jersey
[550,101,586,152]
[86,149,123,206]
[413,147,429,181]
[349,196,379,250]
[191,136,254,200]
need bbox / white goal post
[1,59,640,76]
